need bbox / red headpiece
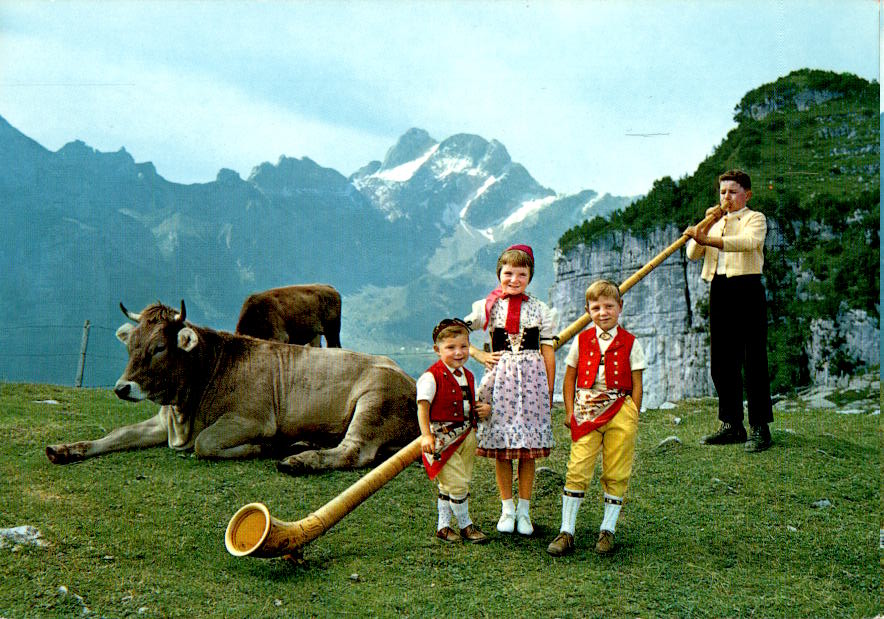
[506,244,534,264]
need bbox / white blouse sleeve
[463,298,487,332]
[539,301,559,346]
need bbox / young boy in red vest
[417,318,491,544]
[547,280,646,556]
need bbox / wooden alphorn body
[225,210,721,560]
[553,209,721,349]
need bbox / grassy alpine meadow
[0,381,880,618]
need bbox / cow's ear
[116,323,135,343]
[177,327,199,352]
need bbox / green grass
[1,382,880,618]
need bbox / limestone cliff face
[549,220,882,408]
[550,225,711,409]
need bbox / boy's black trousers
[709,273,774,427]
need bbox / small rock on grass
[656,435,681,449]
[0,526,48,548]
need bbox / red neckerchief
[484,288,528,333]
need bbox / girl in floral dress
[463,244,558,535]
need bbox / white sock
[450,494,473,529]
[560,489,584,535]
[600,493,623,533]
[437,495,453,530]
[501,498,515,516]
[516,498,533,535]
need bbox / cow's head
[114,300,199,405]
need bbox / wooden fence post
[75,320,90,387]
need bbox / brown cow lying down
[235,283,342,347]
[46,301,418,474]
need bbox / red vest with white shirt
[427,360,476,425]
[570,327,635,440]
[576,328,635,391]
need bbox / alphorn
[553,209,722,349]
[225,209,722,560]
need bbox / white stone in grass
[34,399,60,404]
[836,408,864,415]
[786,525,798,532]
[656,436,681,449]
[349,573,360,582]
[673,417,682,425]
[659,402,676,410]
[57,586,90,615]
[811,499,832,509]
[0,525,48,548]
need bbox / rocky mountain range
[0,118,631,385]
[3,68,876,409]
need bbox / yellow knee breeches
[564,397,638,497]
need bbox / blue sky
[0,0,878,196]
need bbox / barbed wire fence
[0,322,441,389]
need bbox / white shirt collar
[442,362,463,376]
[595,324,619,339]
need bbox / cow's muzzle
[114,380,147,402]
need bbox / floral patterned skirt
[475,350,553,459]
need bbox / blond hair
[585,279,621,304]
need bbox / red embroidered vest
[427,360,475,424]
[576,328,635,391]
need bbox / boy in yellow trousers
[547,280,645,556]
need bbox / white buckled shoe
[497,511,515,533]
[516,512,534,536]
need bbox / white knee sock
[600,493,623,532]
[560,489,584,535]
[437,494,453,530]
[449,494,473,529]
[516,498,530,518]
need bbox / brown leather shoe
[595,530,615,554]
[546,532,575,556]
[460,524,489,544]
[435,526,461,543]
[700,422,747,445]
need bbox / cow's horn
[225,437,422,560]
[120,302,141,322]
[174,299,186,322]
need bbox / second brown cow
[235,284,341,347]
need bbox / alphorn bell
[225,209,722,560]
[226,436,424,560]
